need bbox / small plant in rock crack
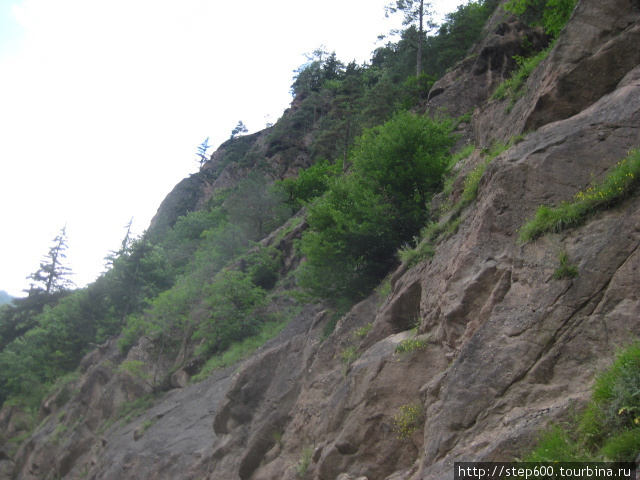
[393,402,424,438]
[353,323,373,339]
[340,345,361,375]
[296,446,314,477]
[395,338,428,354]
[272,429,283,446]
[553,250,579,280]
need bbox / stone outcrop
[2,0,640,479]
[426,2,549,119]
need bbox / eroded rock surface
[2,1,640,479]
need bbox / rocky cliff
[2,0,640,479]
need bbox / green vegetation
[277,160,342,211]
[519,149,640,243]
[353,323,373,339]
[191,310,296,382]
[492,0,578,109]
[442,144,476,198]
[395,337,428,354]
[523,342,640,463]
[320,299,355,340]
[491,45,553,110]
[0,0,504,422]
[503,0,577,38]
[398,139,518,269]
[392,402,424,438]
[296,446,314,478]
[552,250,579,279]
[423,0,501,78]
[299,111,456,300]
[340,345,360,372]
[98,395,157,434]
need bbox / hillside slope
[1,0,639,479]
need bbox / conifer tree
[387,0,434,76]
[27,225,75,296]
[230,121,248,139]
[196,137,212,168]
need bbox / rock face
[426,2,549,119]
[2,0,640,479]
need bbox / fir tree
[27,225,75,296]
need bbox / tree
[226,173,291,240]
[387,0,434,77]
[299,112,455,299]
[196,137,212,168]
[230,121,248,139]
[192,270,267,355]
[424,0,498,78]
[27,225,75,296]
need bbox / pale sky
[0,0,465,297]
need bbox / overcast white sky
[0,0,465,297]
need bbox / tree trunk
[417,0,424,77]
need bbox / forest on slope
[0,0,508,414]
[4,0,640,478]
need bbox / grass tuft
[553,251,579,280]
[519,149,640,243]
[492,45,553,110]
[296,446,314,478]
[522,341,640,463]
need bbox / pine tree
[230,121,248,139]
[27,225,75,296]
[196,137,212,168]
[387,0,434,76]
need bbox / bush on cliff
[299,111,455,299]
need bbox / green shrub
[242,246,283,290]
[50,423,69,445]
[277,160,342,211]
[519,149,640,243]
[600,429,640,462]
[398,240,435,268]
[299,111,455,300]
[503,0,577,37]
[193,270,267,356]
[319,298,354,340]
[340,345,360,367]
[397,141,516,269]
[442,145,476,198]
[393,402,424,438]
[395,338,428,354]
